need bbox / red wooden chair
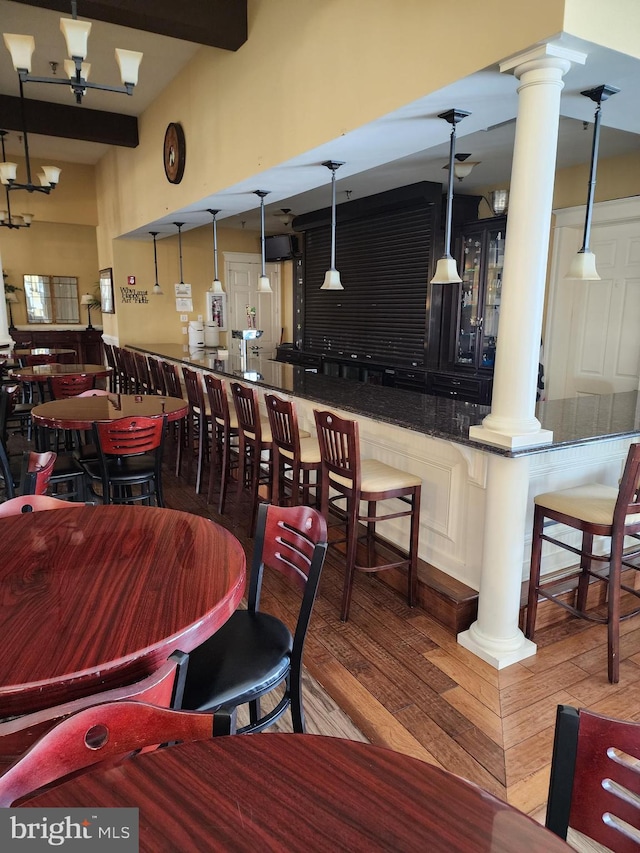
[19,450,57,495]
[48,373,95,399]
[181,502,327,734]
[0,494,77,517]
[546,704,640,851]
[83,414,167,506]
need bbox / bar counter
[128,343,640,457]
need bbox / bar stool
[148,357,166,396]
[526,442,640,684]
[133,351,152,395]
[182,367,211,495]
[103,343,118,392]
[231,382,273,535]
[314,408,422,622]
[204,374,238,514]
[265,393,321,507]
[160,360,184,476]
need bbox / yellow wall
[1,221,100,327]
[111,224,258,346]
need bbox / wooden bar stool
[160,360,184,476]
[204,374,238,515]
[526,442,640,684]
[231,382,273,535]
[313,409,422,622]
[265,393,320,507]
[182,367,211,495]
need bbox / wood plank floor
[163,462,640,821]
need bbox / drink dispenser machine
[232,329,263,367]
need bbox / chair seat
[182,610,292,711]
[330,458,422,492]
[84,454,159,484]
[534,482,630,526]
[279,434,321,464]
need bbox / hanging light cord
[174,222,185,283]
[443,122,457,259]
[150,231,159,285]
[207,209,220,279]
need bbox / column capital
[500,42,587,78]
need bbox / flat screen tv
[265,234,298,261]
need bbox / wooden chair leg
[575,532,593,613]
[526,505,545,640]
[408,487,420,606]
[289,671,305,733]
[608,536,623,684]
[341,497,360,622]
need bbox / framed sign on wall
[100,268,115,314]
[206,292,227,330]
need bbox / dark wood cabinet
[11,329,104,364]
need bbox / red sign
[127,275,136,286]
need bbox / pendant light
[207,208,225,294]
[320,160,345,290]
[254,190,272,293]
[174,221,186,285]
[566,84,619,281]
[431,109,470,284]
[150,231,163,295]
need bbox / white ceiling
[1,1,639,239]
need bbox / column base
[457,621,537,669]
[468,424,553,449]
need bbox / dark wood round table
[30,393,188,430]
[0,504,245,717]
[24,734,571,852]
[8,363,111,382]
[13,348,76,359]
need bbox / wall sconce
[207,208,225,293]
[150,231,163,295]
[320,160,345,290]
[431,109,470,284]
[5,290,18,330]
[80,293,94,329]
[254,190,273,293]
[566,84,619,281]
[3,1,143,105]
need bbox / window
[24,275,80,324]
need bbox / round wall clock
[163,122,186,184]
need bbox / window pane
[24,275,53,323]
[52,277,79,323]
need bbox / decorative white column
[469,44,586,451]
[459,44,587,668]
[0,251,12,348]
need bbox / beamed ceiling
[1,0,247,147]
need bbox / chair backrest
[313,408,361,488]
[0,699,233,807]
[148,357,166,396]
[249,502,328,659]
[0,494,76,516]
[204,374,231,428]
[231,382,263,443]
[93,415,166,458]
[161,360,182,397]
[614,442,640,533]
[24,353,57,367]
[121,349,139,393]
[133,351,152,393]
[546,704,640,852]
[265,392,302,456]
[19,450,57,496]
[112,345,128,392]
[103,341,117,372]
[182,367,205,411]
[48,373,95,399]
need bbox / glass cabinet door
[455,234,482,367]
[480,227,505,369]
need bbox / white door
[545,199,640,399]
[224,253,281,359]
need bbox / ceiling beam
[0,94,139,147]
[10,0,247,51]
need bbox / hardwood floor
[163,462,640,822]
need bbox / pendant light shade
[430,109,470,285]
[207,208,225,293]
[566,84,619,281]
[150,231,163,295]
[254,190,272,293]
[320,160,345,290]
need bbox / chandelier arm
[17,71,134,99]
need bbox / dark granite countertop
[128,344,640,457]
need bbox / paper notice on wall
[175,297,193,313]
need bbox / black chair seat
[83,454,159,485]
[182,611,292,711]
